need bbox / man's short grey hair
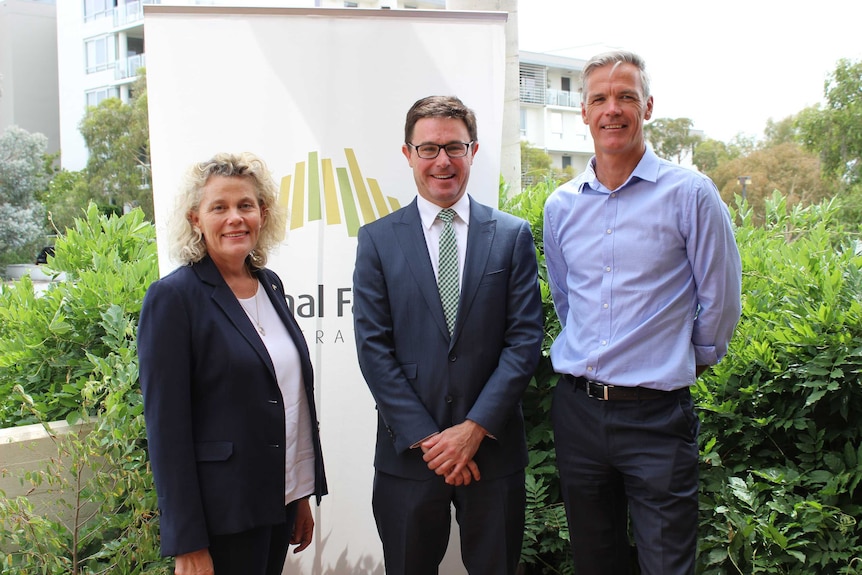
[581,50,651,100]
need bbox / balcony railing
[520,85,545,105]
[546,89,580,108]
[520,87,581,108]
[115,54,146,80]
[114,1,143,26]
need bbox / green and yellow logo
[278,148,402,237]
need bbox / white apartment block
[56,0,446,171]
[519,50,594,182]
[0,0,60,154]
[57,0,595,185]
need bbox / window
[561,76,571,92]
[85,35,116,73]
[550,112,563,135]
[562,155,572,169]
[520,109,527,136]
[86,87,118,108]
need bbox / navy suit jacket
[353,196,543,480]
[138,256,327,557]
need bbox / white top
[238,281,315,504]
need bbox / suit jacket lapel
[195,257,277,381]
[394,199,451,339]
[454,197,495,344]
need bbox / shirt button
[603,303,609,309]
[601,340,607,346]
[610,193,616,198]
[605,266,611,272]
[606,229,612,234]
[587,366,594,372]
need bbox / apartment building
[55,0,446,171]
[519,49,594,182]
[57,0,595,186]
[0,0,60,154]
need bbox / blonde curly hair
[167,152,287,269]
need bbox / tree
[644,117,702,164]
[78,72,152,219]
[797,58,862,185]
[693,138,741,174]
[710,142,829,224]
[0,126,49,261]
[520,141,553,187]
[36,169,94,234]
[762,115,799,147]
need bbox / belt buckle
[586,380,611,401]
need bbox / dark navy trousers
[552,379,699,575]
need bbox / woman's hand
[290,498,314,553]
[175,548,213,575]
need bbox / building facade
[519,50,594,185]
[55,0,446,171]
[56,0,594,187]
[0,0,60,154]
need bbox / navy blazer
[138,256,327,557]
[353,196,544,480]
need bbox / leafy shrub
[696,194,862,574]
[0,204,170,573]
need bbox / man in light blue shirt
[543,50,742,575]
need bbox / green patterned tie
[437,208,459,335]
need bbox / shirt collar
[583,147,661,193]
[418,194,471,230]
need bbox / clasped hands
[420,420,487,486]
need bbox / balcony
[115,53,146,81]
[114,1,141,26]
[546,89,580,108]
[113,0,160,27]
[519,87,581,109]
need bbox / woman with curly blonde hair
[138,152,327,575]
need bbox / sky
[517,0,862,143]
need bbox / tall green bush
[696,193,862,574]
[0,204,169,573]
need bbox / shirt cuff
[410,432,439,449]
[694,344,718,366]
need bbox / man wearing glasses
[353,95,543,575]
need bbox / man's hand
[175,548,213,575]
[421,420,486,485]
[290,498,314,553]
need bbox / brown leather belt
[563,374,673,401]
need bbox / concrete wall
[0,420,94,550]
[0,0,60,154]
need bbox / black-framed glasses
[407,141,474,159]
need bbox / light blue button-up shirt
[543,148,742,391]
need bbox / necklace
[239,283,266,336]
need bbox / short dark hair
[404,95,478,144]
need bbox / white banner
[144,6,506,574]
